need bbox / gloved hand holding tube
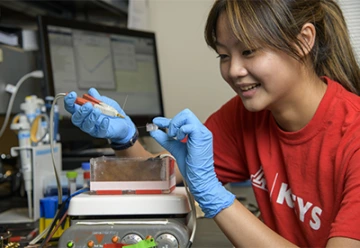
[64,88,136,145]
[149,109,235,218]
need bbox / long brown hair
[205,0,360,95]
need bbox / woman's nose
[229,58,248,78]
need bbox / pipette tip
[146,123,159,132]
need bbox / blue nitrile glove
[64,88,136,144]
[149,109,235,218]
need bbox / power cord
[0,70,44,139]
[49,93,66,206]
[28,93,67,246]
[183,180,196,248]
[159,154,197,248]
[40,188,89,247]
[29,187,90,246]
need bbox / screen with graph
[37,16,164,125]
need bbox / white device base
[68,187,191,216]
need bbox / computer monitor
[37,16,164,151]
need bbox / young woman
[64,0,360,246]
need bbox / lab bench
[0,184,256,247]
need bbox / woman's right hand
[150,109,235,218]
[64,88,136,144]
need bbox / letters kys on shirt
[251,166,323,231]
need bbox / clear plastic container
[89,155,176,194]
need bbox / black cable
[39,199,68,247]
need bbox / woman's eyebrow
[215,41,226,48]
[215,40,246,51]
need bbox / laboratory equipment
[90,156,176,194]
[19,95,48,145]
[74,93,125,118]
[58,155,196,247]
[0,230,12,248]
[37,15,165,143]
[58,187,195,248]
[146,123,159,132]
[0,154,20,198]
[64,89,137,150]
[66,171,78,197]
[44,96,60,142]
[10,114,32,219]
[0,70,44,139]
[10,94,51,146]
[39,196,69,239]
[81,162,90,188]
[1,143,62,222]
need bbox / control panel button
[155,234,179,248]
[121,234,142,244]
[112,235,119,243]
[87,240,94,247]
[67,241,75,248]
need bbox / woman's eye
[242,49,256,56]
[216,54,228,60]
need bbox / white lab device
[1,143,62,223]
[10,115,32,218]
[58,187,196,248]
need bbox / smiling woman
[205,0,360,132]
[62,0,360,247]
[205,0,360,95]
[199,0,360,247]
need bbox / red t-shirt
[204,77,360,247]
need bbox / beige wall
[337,0,360,63]
[147,0,235,122]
